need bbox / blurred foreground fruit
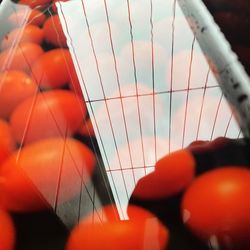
[0,43,43,73]
[66,205,169,250]
[0,137,95,212]
[18,0,52,8]
[0,70,37,119]
[0,120,15,165]
[132,149,195,200]
[1,25,44,50]
[43,15,67,47]
[10,90,87,145]
[8,9,46,27]
[31,49,75,89]
[182,167,250,250]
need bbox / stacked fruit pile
[1,0,250,250]
[129,137,250,250]
[0,0,96,249]
[65,138,250,250]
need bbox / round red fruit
[182,167,250,250]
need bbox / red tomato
[182,167,250,250]
[52,0,69,13]
[19,0,51,8]
[0,71,37,119]
[31,49,75,88]
[10,90,87,145]
[66,205,169,250]
[0,43,43,73]
[132,149,195,200]
[68,62,84,97]
[187,140,209,148]
[8,9,46,27]
[43,15,67,47]
[0,209,15,250]
[78,119,95,137]
[0,120,16,166]
[1,25,44,50]
[0,137,95,212]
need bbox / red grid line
[80,0,131,202]
[84,85,220,103]
[181,36,196,148]
[106,165,155,172]
[238,130,242,138]
[210,93,223,140]
[168,0,177,153]
[60,4,126,218]
[150,0,157,162]
[196,69,210,140]
[54,126,68,212]
[126,0,146,174]
[16,41,101,217]
[224,112,233,137]
[103,0,136,186]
